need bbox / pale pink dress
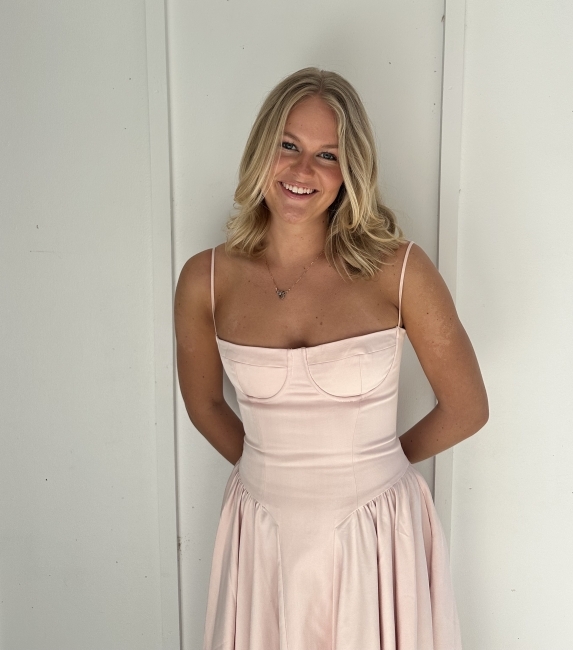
[203,241,462,650]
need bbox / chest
[215,260,399,349]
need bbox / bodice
[216,326,411,526]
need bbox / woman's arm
[174,249,245,465]
[398,243,489,464]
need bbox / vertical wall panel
[167,1,445,646]
[0,1,174,648]
[452,1,573,647]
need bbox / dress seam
[234,468,280,527]
[306,342,396,365]
[334,462,412,529]
[276,530,289,649]
[351,399,362,513]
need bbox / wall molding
[434,0,467,544]
[144,0,180,647]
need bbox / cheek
[272,153,290,174]
[325,169,344,193]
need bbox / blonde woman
[175,67,488,649]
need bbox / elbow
[474,407,489,433]
[185,395,226,431]
[467,394,490,436]
[438,391,489,441]
[462,378,490,433]
[481,400,490,427]
[477,390,490,427]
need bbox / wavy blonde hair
[224,67,406,279]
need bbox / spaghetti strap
[397,241,414,329]
[210,247,217,336]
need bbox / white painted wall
[451,1,573,647]
[0,2,178,649]
[167,1,446,646]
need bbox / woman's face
[263,95,344,227]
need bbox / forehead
[284,96,339,144]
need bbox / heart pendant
[276,290,287,299]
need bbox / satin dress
[202,241,462,650]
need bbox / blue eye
[281,141,297,151]
[320,152,338,161]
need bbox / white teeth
[281,182,314,195]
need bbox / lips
[279,181,317,198]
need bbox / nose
[290,152,315,177]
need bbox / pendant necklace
[263,249,324,300]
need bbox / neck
[264,214,329,268]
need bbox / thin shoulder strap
[210,247,218,336]
[397,241,414,328]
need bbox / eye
[320,152,338,162]
[281,141,298,151]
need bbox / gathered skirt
[203,460,462,650]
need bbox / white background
[1,1,571,649]
[451,1,573,647]
[0,1,178,649]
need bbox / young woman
[175,67,488,650]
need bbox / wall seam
[435,0,467,547]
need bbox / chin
[275,213,309,225]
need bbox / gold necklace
[263,249,324,299]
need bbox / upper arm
[174,249,224,418]
[400,243,489,423]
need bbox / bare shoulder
[175,243,230,305]
[390,239,435,279]
[176,246,214,296]
[174,245,224,347]
[398,242,473,379]
[396,240,489,427]
[377,238,460,338]
[402,240,439,278]
[399,242,457,330]
[376,240,430,308]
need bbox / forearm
[187,398,245,466]
[399,402,488,464]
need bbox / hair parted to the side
[224,67,407,280]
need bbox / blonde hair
[224,67,406,280]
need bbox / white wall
[0,2,177,649]
[451,1,573,647]
[167,1,446,646]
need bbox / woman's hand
[397,243,489,463]
[174,247,245,465]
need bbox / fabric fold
[204,463,461,650]
[203,463,283,650]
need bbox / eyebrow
[283,131,339,149]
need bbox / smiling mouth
[280,181,317,196]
